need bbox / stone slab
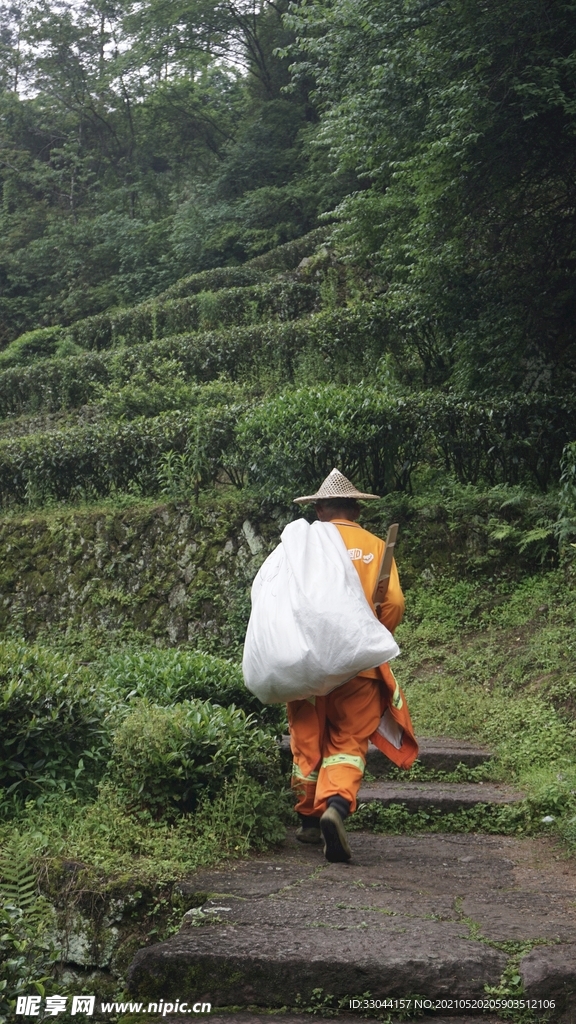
[129,833,576,1009]
[128,924,506,1006]
[357,781,524,812]
[462,893,576,942]
[367,738,493,776]
[520,944,576,1021]
[280,737,493,776]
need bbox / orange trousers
[287,675,382,817]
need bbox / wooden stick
[374,523,399,603]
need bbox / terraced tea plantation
[1,230,576,1020]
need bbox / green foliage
[0,641,110,812]
[557,441,576,551]
[376,480,560,581]
[156,229,329,301]
[287,0,576,392]
[108,699,282,817]
[238,385,428,498]
[393,570,576,846]
[3,281,320,366]
[0,407,240,508]
[97,377,247,422]
[0,835,57,1023]
[98,646,283,729]
[0,304,388,418]
[349,800,548,839]
[237,388,576,499]
[428,394,576,491]
[1,770,288,885]
[0,837,39,915]
[0,0,326,339]
[0,329,64,369]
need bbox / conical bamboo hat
[293,468,380,503]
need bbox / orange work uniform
[287,520,416,818]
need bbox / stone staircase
[126,739,576,1022]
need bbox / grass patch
[0,773,289,886]
[389,569,576,846]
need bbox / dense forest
[1,1,576,1017]
[2,0,576,396]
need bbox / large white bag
[242,519,399,703]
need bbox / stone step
[127,831,576,1014]
[280,735,493,775]
[369,736,493,775]
[357,780,524,814]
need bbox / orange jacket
[333,520,418,769]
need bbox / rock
[129,832,576,1009]
[280,736,494,777]
[127,924,505,1006]
[357,780,524,812]
[168,582,187,609]
[520,943,576,1019]
[241,520,264,555]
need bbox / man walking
[288,468,416,863]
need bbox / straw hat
[293,468,380,503]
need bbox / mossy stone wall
[0,498,280,647]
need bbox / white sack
[242,518,399,703]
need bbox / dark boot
[320,797,352,862]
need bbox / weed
[0,834,59,1023]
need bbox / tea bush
[0,406,240,507]
[99,647,283,729]
[158,226,328,299]
[0,305,388,418]
[238,387,576,498]
[108,699,282,817]
[237,385,430,497]
[0,281,320,367]
[0,328,64,369]
[430,392,576,491]
[0,642,110,811]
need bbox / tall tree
[287,0,576,392]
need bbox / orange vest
[333,520,418,770]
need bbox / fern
[0,836,58,1024]
[0,835,40,918]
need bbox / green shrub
[0,305,387,418]
[99,647,283,729]
[0,406,240,507]
[237,385,428,497]
[0,328,64,369]
[0,352,114,417]
[384,481,559,579]
[245,226,329,272]
[2,281,319,365]
[0,835,58,1022]
[238,387,576,498]
[64,280,319,353]
[108,699,281,817]
[428,392,576,491]
[96,377,248,421]
[0,642,110,811]
[161,266,263,300]
[557,440,576,549]
[139,227,329,301]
